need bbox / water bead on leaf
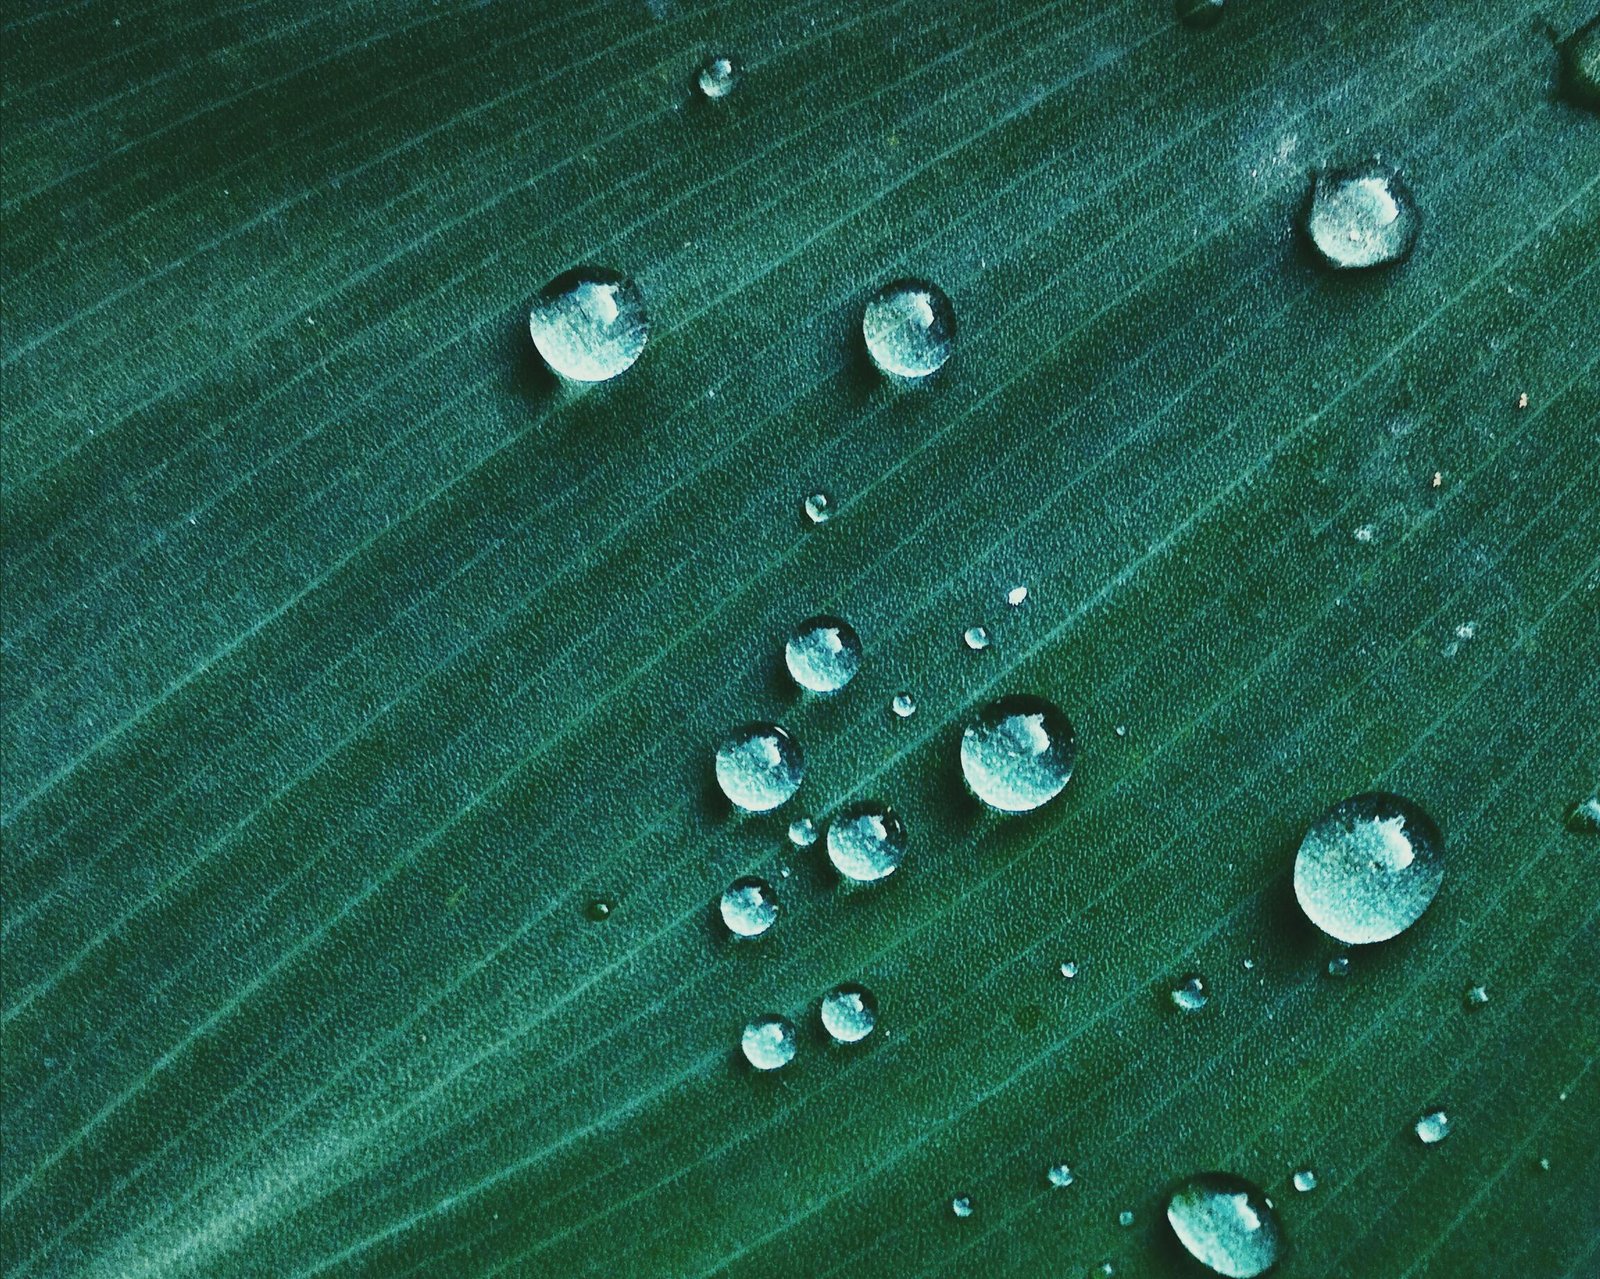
[826,802,907,883]
[959,694,1076,813]
[1303,164,1420,270]
[714,723,805,813]
[1165,1172,1285,1278]
[1293,792,1443,944]
[784,615,862,694]
[528,267,648,381]
[740,1014,797,1070]
[862,278,956,379]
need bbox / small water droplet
[585,897,614,921]
[784,615,862,693]
[1175,0,1224,30]
[529,267,648,381]
[1007,585,1029,606]
[826,802,907,883]
[1170,973,1209,1013]
[820,982,878,1043]
[1463,983,1489,1009]
[695,53,739,99]
[803,492,833,525]
[720,877,778,938]
[1326,954,1352,978]
[1414,1109,1451,1144]
[1303,164,1420,270]
[1059,960,1079,980]
[715,723,805,813]
[1165,1172,1285,1278]
[959,694,1077,813]
[1558,16,1600,111]
[1292,1168,1318,1193]
[950,1194,974,1218]
[1118,1209,1135,1227]
[1353,523,1376,543]
[862,278,956,379]
[788,816,819,847]
[963,625,991,651]
[1538,1156,1551,1172]
[1242,957,1256,971]
[1564,795,1600,834]
[741,1014,797,1071]
[1293,792,1444,944]
[1114,723,1128,738]
[891,691,917,719]
[1047,1163,1076,1188]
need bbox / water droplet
[1538,1156,1551,1172]
[784,615,862,693]
[1175,0,1224,30]
[695,53,739,100]
[950,1194,974,1219]
[1118,1209,1135,1227]
[826,802,907,883]
[862,278,956,379]
[1414,1109,1451,1144]
[720,877,778,938]
[715,723,805,813]
[1059,960,1079,980]
[528,267,648,381]
[1047,1163,1076,1188]
[820,982,878,1043]
[1165,1172,1285,1279]
[803,492,833,525]
[1565,795,1600,834]
[1303,164,1420,270]
[1007,585,1029,606]
[959,694,1077,813]
[1326,954,1351,978]
[585,897,614,921]
[1353,523,1376,543]
[962,625,991,651]
[788,816,819,847]
[741,1014,797,1070]
[1292,1168,1318,1193]
[1293,792,1444,944]
[1170,973,1209,1013]
[891,691,917,719]
[1114,723,1128,738]
[1242,957,1256,970]
[1558,16,1600,112]
[1463,983,1489,1010]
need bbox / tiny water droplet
[1558,16,1600,111]
[1564,795,1600,834]
[1170,973,1209,1013]
[1242,957,1256,971]
[1463,983,1489,1009]
[1165,1172,1285,1279]
[803,492,833,525]
[1353,523,1376,543]
[1414,1109,1451,1144]
[826,802,907,883]
[784,615,862,693]
[963,625,991,651]
[741,1014,797,1070]
[1007,585,1029,606]
[1293,792,1444,944]
[1059,960,1079,980]
[820,982,878,1043]
[715,723,805,812]
[1303,164,1420,270]
[1292,1168,1318,1193]
[1175,0,1224,30]
[1538,1156,1551,1172]
[695,53,739,99]
[720,877,778,938]
[891,691,917,719]
[960,694,1077,813]
[1326,954,1351,978]
[1047,1163,1076,1188]
[951,1194,974,1219]
[529,267,648,381]
[1118,1209,1135,1227]
[585,897,614,921]
[788,816,819,847]
[1114,723,1128,738]
[862,278,956,379]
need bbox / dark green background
[3,1,1598,1275]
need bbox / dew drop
[803,492,833,525]
[1558,16,1600,112]
[959,694,1077,813]
[1326,954,1351,979]
[1118,1209,1135,1227]
[950,1194,974,1219]
[695,53,739,100]
[1171,973,1209,1013]
[1303,164,1420,270]
[720,877,778,938]
[585,897,614,921]
[1047,1163,1076,1188]
[528,267,648,381]
[820,982,878,1043]
[715,722,805,813]
[1463,983,1489,1010]
[1059,960,1079,980]
[741,1014,797,1070]
[1292,1168,1318,1193]
[788,816,819,847]
[1538,1156,1552,1172]
[826,802,907,883]
[1293,792,1444,944]
[1007,585,1029,606]
[1565,795,1600,834]
[1165,1172,1285,1279]
[862,278,956,379]
[1175,0,1224,30]
[891,691,918,719]
[1414,1109,1451,1144]
[963,625,991,651]
[785,615,862,693]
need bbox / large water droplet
[528,267,648,381]
[803,492,833,525]
[1559,17,1600,111]
[1303,165,1420,270]
[820,982,878,1043]
[715,723,805,813]
[788,816,819,847]
[950,1194,974,1219]
[696,53,740,100]
[1292,1168,1318,1193]
[826,802,907,883]
[862,278,956,379]
[741,1014,797,1070]
[1047,1163,1076,1188]
[1565,795,1600,834]
[960,694,1076,813]
[1293,792,1444,944]
[1165,1172,1285,1278]
[1175,0,1224,30]
[785,615,862,693]
[1414,1109,1451,1144]
[720,877,778,938]
[1171,973,1209,1013]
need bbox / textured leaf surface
[3,1,1599,1276]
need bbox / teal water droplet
[1303,165,1420,270]
[1118,1209,1135,1227]
[1414,1109,1451,1144]
[1293,792,1444,944]
[720,877,778,938]
[785,615,862,693]
[788,816,819,847]
[696,53,739,99]
[528,267,648,381]
[826,802,907,883]
[1007,585,1029,606]
[1292,1168,1317,1193]
[1326,954,1352,978]
[1047,1163,1076,1188]
[1059,960,1079,979]
[820,982,878,1043]
[862,278,956,379]
[951,1194,974,1219]
[803,492,833,525]
[1559,17,1600,111]
[1165,1172,1285,1278]
[1175,0,1224,30]
[715,723,805,813]
[1171,973,1209,1013]
[1464,983,1489,1009]
[891,691,917,719]
[585,897,614,921]
[962,625,991,651]
[741,1014,797,1070]
[1565,795,1600,834]
[959,694,1076,813]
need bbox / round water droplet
[1559,17,1600,111]
[1118,1209,1135,1227]
[1463,983,1489,1010]
[696,53,739,100]
[585,897,614,921]
[1048,1163,1076,1188]
[950,1195,974,1219]
[1171,973,1209,1013]
[1414,1109,1451,1144]
[720,877,778,938]
[741,1014,797,1070]
[891,692,917,719]
[1242,957,1256,971]
[1059,960,1079,980]
[1175,0,1224,30]
[1007,585,1029,606]
[962,625,991,651]
[826,802,907,883]
[1293,792,1444,944]
[528,267,648,381]
[1303,165,1420,270]
[862,278,956,379]
[1292,1168,1318,1193]
[1326,954,1351,978]
[803,492,833,525]
[784,615,862,693]
[820,982,878,1043]
[1165,1172,1285,1279]
[715,723,805,813]
[788,816,819,847]
[959,694,1076,813]
[1565,795,1600,834]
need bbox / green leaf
[3,1,1597,1276]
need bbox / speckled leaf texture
[2,2,1598,1276]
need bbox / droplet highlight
[820,982,878,1043]
[962,625,991,651]
[862,278,956,379]
[715,722,805,813]
[826,802,907,883]
[529,267,649,381]
[1165,1172,1285,1279]
[950,1194,974,1219]
[1007,585,1029,606]
[1293,792,1444,944]
[803,492,833,525]
[1303,164,1420,270]
[1414,1109,1451,1144]
[785,615,862,694]
[959,694,1076,813]
[891,692,917,719]
[720,877,778,938]
[1292,1168,1318,1193]
[1047,1163,1076,1188]
[1171,973,1209,1013]
[695,53,739,100]
[741,1014,797,1071]
[1463,983,1489,1010]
